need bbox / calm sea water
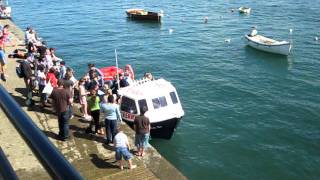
[10,0,320,179]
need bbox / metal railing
[0,85,83,180]
[0,147,18,180]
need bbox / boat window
[120,96,137,114]
[152,98,161,109]
[159,96,167,107]
[152,96,167,109]
[170,92,178,104]
[138,99,148,113]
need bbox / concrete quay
[0,19,186,180]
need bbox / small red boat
[99,64,135,82]
[99,66,124,81]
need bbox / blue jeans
[115,147,132,161]
[105,119,117,143]
[68,105,73,119]
[38,84,47,104]
[58,111,70,139]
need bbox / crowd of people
[6,25,153,170]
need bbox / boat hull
[0,15,11,19]
[245,35,291,56]
[126,12,161,22]
[124,117,182,139]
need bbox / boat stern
[123,116,183,139]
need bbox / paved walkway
[0,19,186,180]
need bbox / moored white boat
[245,34,292,56]
[0,0,11,19]
[118,78,184,139]
[238,7,251,14]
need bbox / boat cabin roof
[118,78,177,100]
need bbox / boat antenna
[115,49,120,91]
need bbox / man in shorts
[114,126,137,170]
[134,106,150,157]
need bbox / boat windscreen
[138,99,148,113]
[121,96,137,114]
[152,96,167,109]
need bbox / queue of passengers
[79,63,138,142]
[17,26,153,170]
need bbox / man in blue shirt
[100,95,122,145]
[59,61,66,79]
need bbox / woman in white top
[37,65,47,107]
[78,78,90,119]
[26,29,38,44]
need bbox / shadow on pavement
[89,154,118,169]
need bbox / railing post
[0,147,18,180]
[0,85,83,180]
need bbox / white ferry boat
[118,78,184,139]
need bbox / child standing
[114,126,137,170]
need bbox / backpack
[16,63,24,78]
